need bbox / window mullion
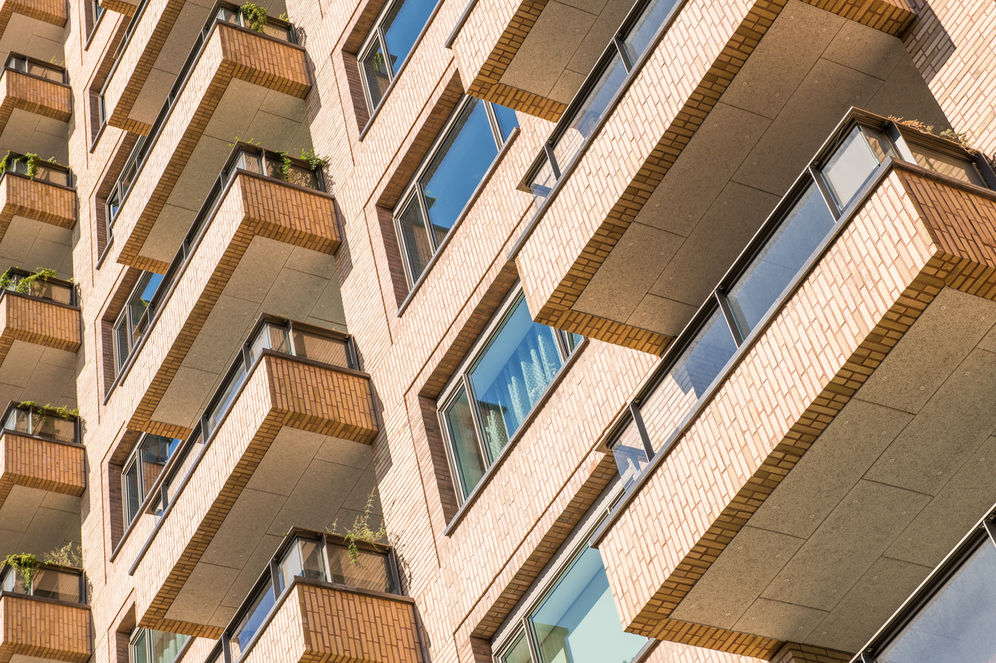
[462,373,493,469]
[414,184,436,251]
[808,165,842,221]
[484,102,503,148]
[376,28,391,82]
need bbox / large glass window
[440,292,579,500]
[358,0,439,113]
[112,271,164,376]
[121,433,182,527]
[129,629,188,663]
[395,97,517,286]
[497,547,646,663]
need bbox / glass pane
[381,0,437,74]
[623,0,678,61]
[32,568,81,602]
[230,582,276,660]
[419,99,499,244]
[0,567,14,592]
[277,538,325,591]
[878,541,996,663]
[123,461,142,524]
[156,436,201,517]
[5,407,28,434]
[610,418,650,491]
[493,104,518,142]
[820,126,882,210]
[528,548,645,663]
[528,156,557,208]
[326,543,396,594]
[291,330,350,367]
[131,632,149,663]
[114,319,131,371]
[139,434,172,492]
[360,40,391,111]
[501,632,533,663]
[908,143,985,186]
[726,184,835,335]
[552,55,627,175]
[638,310,737,454]
[149,630,188,663]
[469,295,565,459]
[247,323,289,364]
[442,387,487,498]
[205,364,248,436]
[397,196,434,281]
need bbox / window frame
[111,271,161,376]
[437,287,579,502]
[86,0,106,42]
[393,96,513,288]
[356,0,441,116]
[128,628,190,663]
[120,433,180,529]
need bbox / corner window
[358,0,439,113]
[395,96,517,285]
[496,547,646,663]
[439,291,579,500]
[87,0,106,39]
[112,271,164,376]
[129,629,188,663]
[121,433,182,528]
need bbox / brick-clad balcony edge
[0,293,80,364]
[0,432,85,509]
[510,0,916,354]
[0,70,71,131]
[133,353,378,637]
[0,0,67,35]
[595,165,996,656]
[242,581,422,663]
[0,594,91,663]
[0,173,76,241]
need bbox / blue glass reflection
[383,0,437,74]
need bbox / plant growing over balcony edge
[2,553,39,592]
[326,490,388,564]
[239,3,268,32]
[0,267,59,295]
[15,401,80,421]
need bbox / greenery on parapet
[44,542,83,567]
[0,152,60,180]
[15,401,79,420]
[279,148,330,182]
[327,490,388,564]
[240,3,268,32]
[888,116,976,153]
[0,267,58,295]
[2,553,39,592]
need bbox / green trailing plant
[326,490,387,563]
[44,542,82,567]
[888,116,977,153]
[3,553,39,592]
[6,267,57,295]
[228,135,261,149]
[279,149,329,184]
[16,401,79,420]
[299,148,329,172]
[240,3,268,32]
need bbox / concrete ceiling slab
[0,486,79,558]
[0,110,68,163]
[0,215,74,278]
[0,13,64,64]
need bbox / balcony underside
[108,22,311,272]
[0,2,64,64]
[0,595,90,663]
[456,0,914,121]
[515,0,932,354]
[596,168,996,657]
[0,296,79,406]
[0,176,75,277]
[0,73,70,163]
[115,174,341,439]
[133,355,379,637]
[242,582,422,663]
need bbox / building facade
[0,0,993,662]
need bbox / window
[121,433,182,528]
[105,136,146,235]
[358,0,439,113]
[87,0,106,39]
[112,271,164,376]
[129,629,188,663]
[395,96,517,285]
[496,547,646,663]
[439,291,579,500]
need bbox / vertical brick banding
[0,595,91,663]
[0,70,72,131]
[0,433,85,509]
[0,293,81,365]
[0,174,76,242]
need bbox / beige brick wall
[0,174,76,236]
[0,432,85,507]
[0,594,91,663]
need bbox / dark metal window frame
[0,151,73,188]
[437,286,580,504]
[110,270,161,377]
[3,52,69,85]
[0,562,86,606]
[393,95,513,288]
[0,401,82,446]
[119,432,180,529]
[589,108,996,545]
[127,628,191,663]
[0,266,77,307]
[85,0,107,45]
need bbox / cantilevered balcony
[0,270,79,406]
[224,531,421,663]
[0,563,90,663]
[0,154,74,273]
[100,2,311,271]
[128,318,378,637]
[0,55,69,162]
[591,112,996,658]
[0,0,65,65]
[106,145,340,437]
[0,403,82,559]
[507,0,938,353]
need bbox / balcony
[0,404,82,559]
[0,55,69,163]
[107,145,340,437]
[591,112,996,657]
[0,564,90,663]
[100,3,311,272]
[128,319,378,636]
[0,0,66,65]
[0,154,74,272]
[0,270,79,407]
[224,531,421,663]
[507,0,935,354]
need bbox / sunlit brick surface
[0,70,71,130]
[0,595,90,663]
[0,293,80,364]
[0,432,84,509]
[0,0,66,34]
[0,174,76,240]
